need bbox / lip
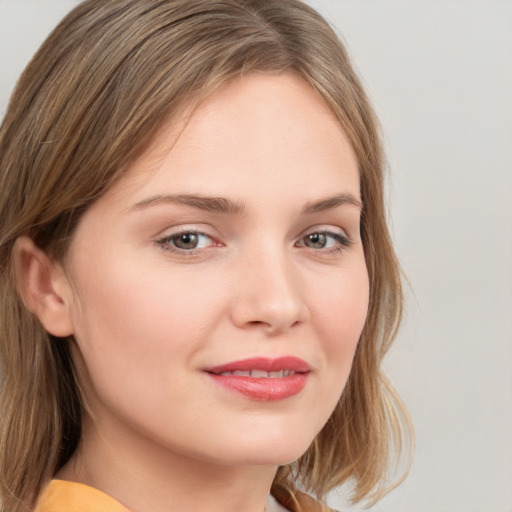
[205,357,311,401]
[206,356,311,374]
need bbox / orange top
[34,480,128,512]
[34,479,332,512]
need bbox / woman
[0,1,411,511]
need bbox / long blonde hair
[0,1,411,510]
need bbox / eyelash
[295,230,353,255]
[155,229,353,256]
[155,229,215,256]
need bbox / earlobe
[13,236,75,337]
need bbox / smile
[205,357,310,401]
[216,369,297,378]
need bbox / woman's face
[61,73,369,468]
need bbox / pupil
[307,233,326,248]
[175,233,198,249]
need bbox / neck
[57,414,279,512]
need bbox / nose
[230,247,309,336]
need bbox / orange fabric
[34,480,129,512]
[34,479,332,512]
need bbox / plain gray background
[1,1,511,511]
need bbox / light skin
[16,73,369,512]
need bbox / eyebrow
[300,193,362,215]
[130,194,246,215]
[130,192,362,216]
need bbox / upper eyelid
[298,231,351,244]
[303,225,346,233]
[155,224,217,238]
[155,225,351,238]
[157,230,215,243]
[154,222,354,242]
[300,224,350,237]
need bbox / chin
[208,429,317,468]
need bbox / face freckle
[63,72,369,471]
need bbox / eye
[297,230,352,253]
[156,231,214,252]
[304,233,330,249]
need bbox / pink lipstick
[205,357,310,401]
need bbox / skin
[18,73,369,512]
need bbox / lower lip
[207,373,309,401]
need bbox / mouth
[204,357,311,401]
[214,369,299,378]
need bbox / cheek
[71,252,217,342]
[281,261,369,446]
[67,257,222,406]
[312,263,369,344]
[308,261,369,387]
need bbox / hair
[0,1,412,511]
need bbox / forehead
[97,72,360,210]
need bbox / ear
[13,236,75,337]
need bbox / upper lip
[205,357,311,375]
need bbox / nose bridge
[231,241,308,333]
